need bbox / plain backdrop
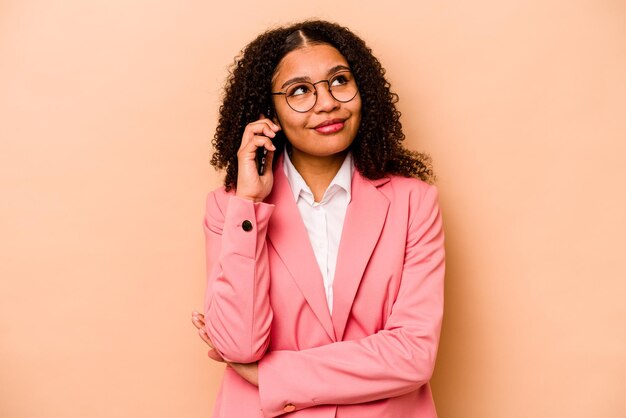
[1,1,625,417]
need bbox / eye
[287,84,311,97]
[330,73,350,86]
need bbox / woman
[191,20,445,417]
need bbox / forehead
[273,44,349,82]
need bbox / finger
[249,118,281,133]
[239,120,280,153]
[191,316,205,329]
[208,349,225,362]
[198,328,214,347]
[252,135,276,152]
[249,123,278,140]
[239,135,276,157]
[239,130,273,154]
[261,113,282,131]
[191,311,205,322]
[191,312,205,328]
[262,116,281,132]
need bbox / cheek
[281,123,308,144]
[351,104,362,130]
[275,109,307,132]
[351,95,363,120]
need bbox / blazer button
[241,220,253,231]
[283,403,296,413]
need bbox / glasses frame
[270,70,359,113]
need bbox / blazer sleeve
[257,184,445,416]
[203,191,275,363]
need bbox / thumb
[208,349,225,362]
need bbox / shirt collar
[282,146,354,204]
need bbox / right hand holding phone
[235,115,281,202]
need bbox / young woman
[191,20,445,417]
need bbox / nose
[312,81,339,113]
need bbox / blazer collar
[265,154,390,342]
[332,169,390,340]
[266,155,336,341]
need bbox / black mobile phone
[256,146,268,175]
[255,107,273,175]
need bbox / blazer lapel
[332,172,390,341]
[265,155,336,342]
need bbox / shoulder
[379,176,443,242]
[374,175,442,230]
[384,174,432,189]
[379,175,439,204]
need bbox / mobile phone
[256,146,268,175]
[255,107,273,175]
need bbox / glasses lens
[285,82,316,112]
[329,71,358,103]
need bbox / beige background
[1,0,625,417]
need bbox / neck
[290,149,348,202]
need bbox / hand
[235,115,281,202]
[191,311,224,362]
[191,311,259,386]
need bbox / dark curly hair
[211,20,434,190]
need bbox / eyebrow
[279,64,351,89]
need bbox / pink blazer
[203,154,445,418]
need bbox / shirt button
[283,403,296,413]
[241,220,253,231]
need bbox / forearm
[258,184,445,415]
[203,193,275,363]
[257,319,442,415]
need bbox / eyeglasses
[271,70,359,113]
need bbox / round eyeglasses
[271,70,359,113]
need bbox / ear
[269,107,282,129]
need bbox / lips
[313,118,346,134]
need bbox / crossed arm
[194,184,444,415]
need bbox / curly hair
[211,20,434,190]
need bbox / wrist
[235,191,264,203]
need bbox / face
[271,44,362,165]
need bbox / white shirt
[283,150,353,314]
